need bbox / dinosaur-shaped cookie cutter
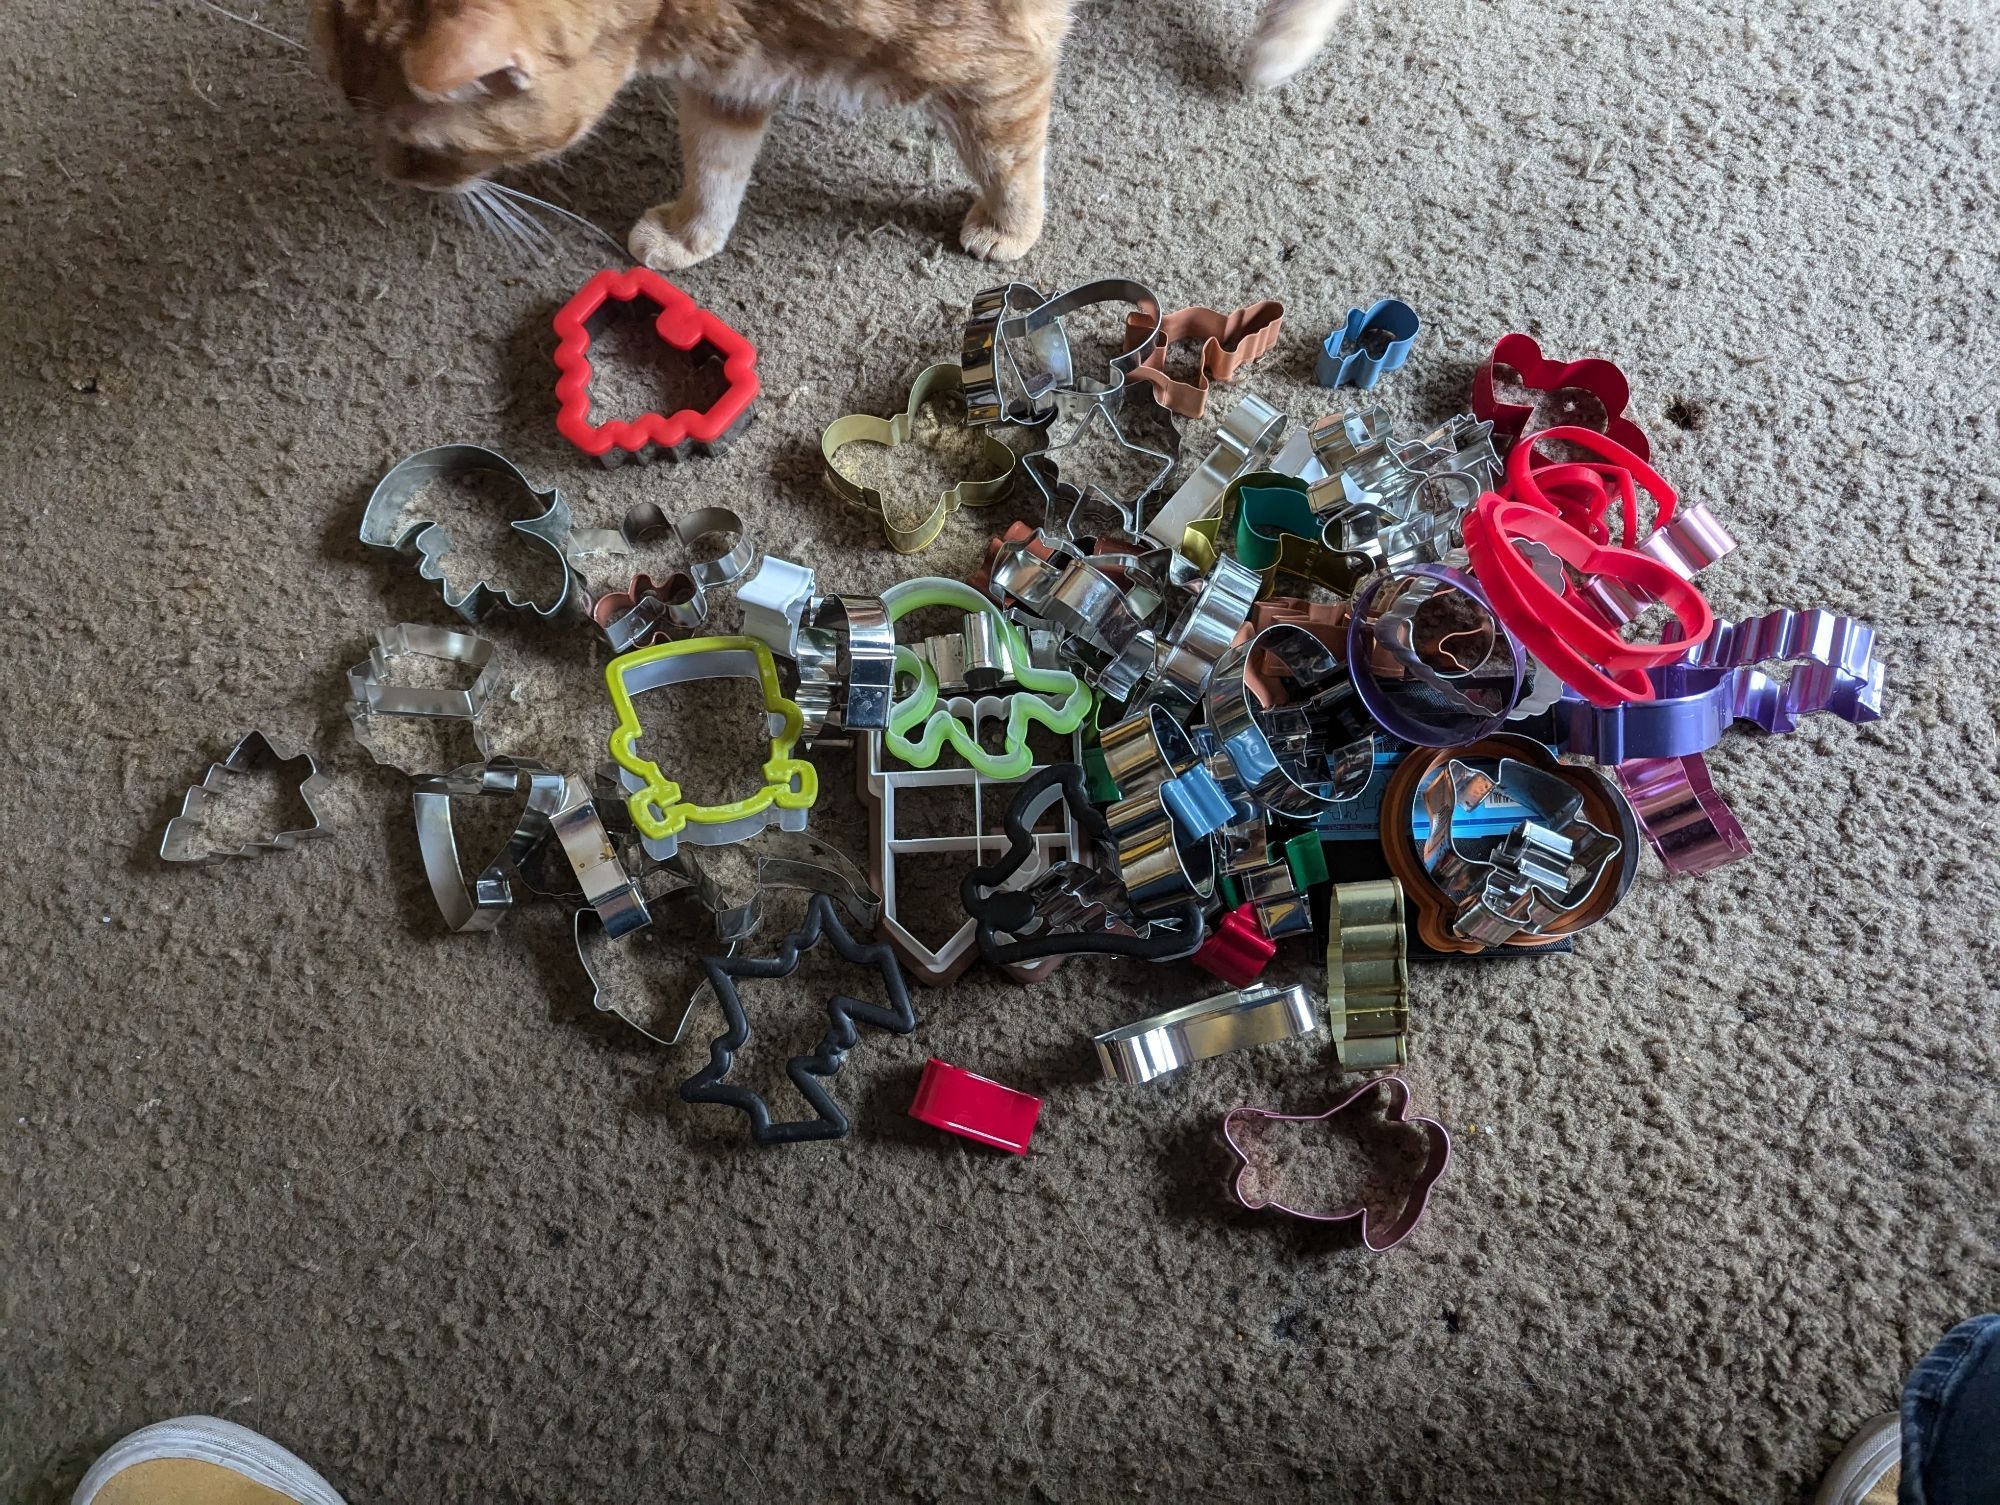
[1315,298,1421,389]
[160,731,335,864]
[1122,300,1285,418]
[821,363,1022,553]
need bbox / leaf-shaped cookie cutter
[821,363,1023,553]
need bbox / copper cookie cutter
[1121,300,1285,419]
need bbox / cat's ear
[402,3,533,103]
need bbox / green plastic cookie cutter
[605,635,818,859]
[880,578,1092,779]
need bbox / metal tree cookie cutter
[857,730,1082,986]
[880,578,1092,781]
[821,363,1022,553]
[1315,299,1421,389]
[1144,391,1294,548]
[1093,983,1319,1086]
[1122,300,1285,418]
[551,265,760,464]
[1222,1076,1450,1251]
[604,636,818,861]
[961,764,1204,966]
[1379,736,1640,954]
[1205,623,1377,819]
[360,444,607,622]
[160,731,334,864]
[1346,566,1526,748]
[795,595,897,738]
[1022,383,1179,542]
[411,757,568,932]
[1326,879,1409,1070]
[1613,753,1753,876]
[346,622,500,774]
[961,281,1066,425]
[680,892,919,1146]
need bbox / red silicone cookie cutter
[1472,332,1650,461]
[907,1058,1042,1155]
[552,266,760,463]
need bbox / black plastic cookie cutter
[960,764,1205,966]
[680,892,919,1145]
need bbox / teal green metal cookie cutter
[881,579,1092,779]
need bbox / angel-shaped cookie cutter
[160,731,334,864]
[822,363,1023,553]
[1315,298,1421,390]
[1122,300,1285,418]
[1222,1076,1450,1251]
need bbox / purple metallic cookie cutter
[1221,1076,1451,1252]
[1346,565,1525,749]
[1614,753,1753,876]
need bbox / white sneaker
[1814,1413,1901,1505]
[71,1417,345,1505]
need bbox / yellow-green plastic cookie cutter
[605,635,818,858]
[821,364,1022,554]
[1180,471,1370,600]
[880,578,1092,779]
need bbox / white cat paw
[958,206,1040,264]
[628,204,727,272]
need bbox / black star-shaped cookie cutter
[680,892,918,1146]
[960,764,1205,966]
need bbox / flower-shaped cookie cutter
[1122,300,1285,419]
[1222,1076,1451,1252]
[552,265,760,465]
[604,636,818,861]
[1315,298,1421,390]
[1471,331,1650,460]
[160,731,335,864]
[821,363,1022,553]
[880,579,1092,780]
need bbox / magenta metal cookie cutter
[1221,1076,1451,1252]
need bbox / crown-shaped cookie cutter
[552,266,760,465]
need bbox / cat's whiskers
[483,182,630,261]
[471,182,558,263]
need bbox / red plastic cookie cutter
[907,1058,1041,1155]
[1190,902,1276,987]
[551,266,760,464]
[1472,332,1650,461]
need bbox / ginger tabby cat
[312,0,1350,268]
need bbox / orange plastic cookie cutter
[552,266,760,465]
[1122,300,1285,418]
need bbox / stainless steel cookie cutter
[961,281,1066,425]
[546,773,649,939]
[360,444,608,622]
[795,595,896,737]
[591,504,758,650]
[160,731,335,864]
[1147,555,1261,709]
[1145,391,1295,549]
[1100,704,1230,916]
[346,622,499,774]
[1023,384,1179,542]
[736,556,817,657]
[1205,624,1377,818]
[1093,983,1319,1085]
[411,757,568,932]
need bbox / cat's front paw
[629,203,729,272]
[959,204,1041,264]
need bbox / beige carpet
[4,0,1997,1498]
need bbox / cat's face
[311,0,644,190]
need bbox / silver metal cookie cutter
[795,595,896,738]
[737,556,818,657]
[1023,384,1179,542]
[412,757,569,933]
[591,504,758,651]
[1145,391,1293,548]
[1093,983,1319,1085]
[962,281,1066,425]
[547,772,649,940]
[1147,556,1261,709]
[360,444,614,622]
[160,731,335,864]
[1205,624,1378,819]
[346,622,499,775]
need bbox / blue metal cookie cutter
[1316,299,1421,390]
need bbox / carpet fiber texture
[3,0,1996,1499]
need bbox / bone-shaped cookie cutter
[552,265,760,465]
[1326,879,1409,1070]
[822,364,1022,553]
[1316,298,1421,389]
[160,731,335,864]
[604,636,818,860]
[1093,983,1319,1085]
[1222,1076,1450,1251]
[360,444,598,622]
[1122,300,1285,418]
[346,622,500,775]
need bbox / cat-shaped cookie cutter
[360,444,615,623]
[1222,1076,1451,1251]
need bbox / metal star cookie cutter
[1144,391,1294,549]
[680,893,919,1146]
[359,444,601,623]
[411,757,568,932]
[160,731,335,864]
[1022,384,1179,542]
[1222,1076,1450,1251]
[1093,983,1319,1086]
[604,636,818,861]
[1122,300,1285,418]
[821,363,1022,553]
[1315,298,1421,390]
[1326,879,1409,1071]
[346,622,500,774]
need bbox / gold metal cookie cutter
[1327,878,1409,1070]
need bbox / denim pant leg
[1901,1314,2000,1505]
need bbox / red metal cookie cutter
[1191,901,1276,987]
[1472,331,1650,461]
[552,266,760,464]
[907,1058,1042,1155]
[1222,1076,1451,1252]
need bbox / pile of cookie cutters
[156,264,1884,1250]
